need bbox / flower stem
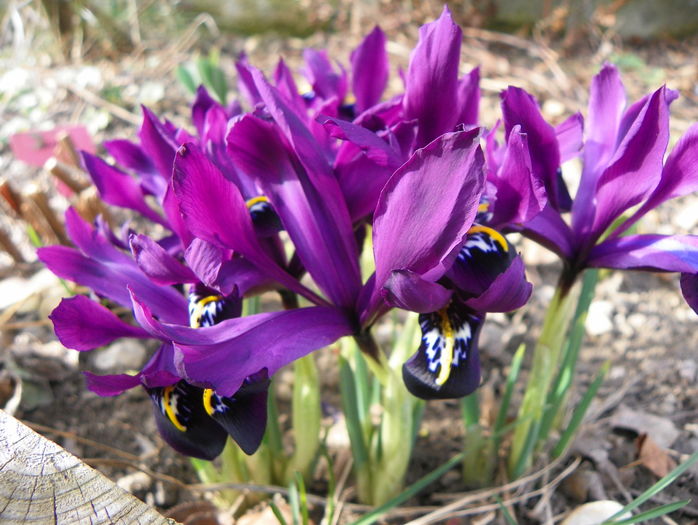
[508,275,581,477]
[286,354,321,482]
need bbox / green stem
[286,354,321,482]
[508,275,581,476]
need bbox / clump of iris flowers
[36,9,698,506]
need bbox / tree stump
[0,410,174,524]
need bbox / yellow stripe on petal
[163,386,187,432]
[435,308,455,386]
[246,195,269,208]
[468,225,509,252]
[202,388,215,416]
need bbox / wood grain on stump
[0,410,173,524]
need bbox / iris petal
[448,225,515,297]
[147,381,228,460]
[402,303,482,399]
[204,371,270,455]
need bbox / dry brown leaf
[636,433,677,478]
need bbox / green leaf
[493,343,525,452]
[605,500,690,524]
[339,356,369,467]
[269,499,289,525]
[552,360,608,458]
[604,450,698,522]
[510,418,541,480]
[540,269,599,442]
[496,496,518,525]
[351,452,465,525]
[175,64,197,95]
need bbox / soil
[1,2,697,524]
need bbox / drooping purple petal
[350,26,388,114]
[84,343,180,396]
[81,152,167,226]
[589,234,698,273]
[403,6,462,147]
[130,233,197,285]
[103,139,156,176]
[148,380,228,460]
[680,273,698,314]
[320,116,402,168]
[501,86,562,210]
[522,204,574,260]
[464,256,532,312]
[84,371,143,396]
[373,128,485,287]
[402,305,483,399]
[50,295,149,351]
[589,87,670,239]
[382,270,453,313]
[176,306,354,396]
[39,244,188,324]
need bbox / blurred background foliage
[2,0,697,65]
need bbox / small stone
[93,340,147,372]
[586,301,614,336]
[116,471,151,494]
[561,501,630,525]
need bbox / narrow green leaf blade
[605,451,698,521]
[605,500,690,524]
[352,452,465,525]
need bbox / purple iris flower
[38,209,353,459]
[504,64,698,294]
[361,128,532,398]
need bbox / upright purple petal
[501,87,561,210]
[303,49,347,102]
[173,144,319,303]
[614,123,698,237]
[555,112,584,163]
[192,85,219,137]
[50,295,149,351]
[350,26,388,114]
[489,127,546,227]
[589,87,670,239]
[274,58,305,110]
[403,6,462,147]
[138,106,178,180]
[373,128,485,290]
[456,67,480,127]
[231,76,362,307]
